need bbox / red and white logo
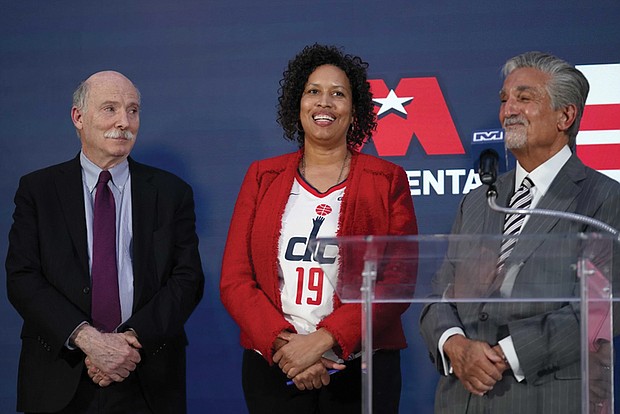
[315,204,332,216]
[369,78,465,157]
[575,63,620,183]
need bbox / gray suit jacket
[419,154,620,413]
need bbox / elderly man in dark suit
[6,71,204,413]
[420,52,620,413]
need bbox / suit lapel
[510,154,584,263]
[128,158,157,309]
[55,155,89,276]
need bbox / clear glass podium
[315,233,616,413]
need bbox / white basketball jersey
[278,174,345,340]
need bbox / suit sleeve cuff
[498,336,525,382]
[66,321,90,350]
[438,328,465,375]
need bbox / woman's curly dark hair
[277,44,377,147]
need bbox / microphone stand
[485,185,620,240]
[478,148,619,239]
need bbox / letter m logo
[369,78,465,157]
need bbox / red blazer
[220,149,417,363]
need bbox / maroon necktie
[91,170,121,332]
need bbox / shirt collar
[80,152,130,193]
[514,145,572,196]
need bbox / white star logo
[373,89,414,116]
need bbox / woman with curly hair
[220,44,417,413]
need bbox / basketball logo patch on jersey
[315,204,332,216]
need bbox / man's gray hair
[72,79,90,113]
[502,51,589,147]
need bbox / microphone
[470,129,515,178]
[478,149,499,186]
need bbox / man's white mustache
[104,129,135,140]
[503,117,528,128]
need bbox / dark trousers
[242,349,401,414]
[27,369,152,414]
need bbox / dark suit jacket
[419,154,620,413]
[6,155,204,413]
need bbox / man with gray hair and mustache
[420,52,620,413]
[6,71,204,413]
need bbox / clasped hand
[589,341,612,407]
[444,335,509,396]
[273,329,345,391]
[74,325,142,387]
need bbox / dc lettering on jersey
[284,215,338,264]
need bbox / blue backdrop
[1,1,619,412]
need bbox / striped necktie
[497,177,534,271]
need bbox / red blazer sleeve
[220,161,295,363]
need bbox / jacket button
[83,287,90,294]
[479,312,489,321]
